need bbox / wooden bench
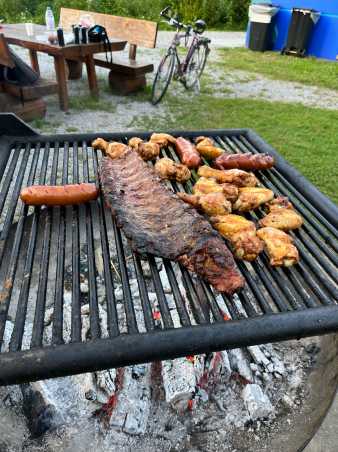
[60,8,158,94]
[0,34,57,121]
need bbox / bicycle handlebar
[160,6,191,31]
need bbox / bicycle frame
[169,30,203,78]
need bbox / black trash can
[282,8,320,57]
[248,4,279,52]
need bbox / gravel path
[10,31,338,135]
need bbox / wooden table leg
[54,55,69,112]
[29,50,40,75]
[84,55,99,97]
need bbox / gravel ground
[10,31,338,135]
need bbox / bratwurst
[20,183,99,206]
[175,137,202,168]
[213,153,274,171]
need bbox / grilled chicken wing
[197,166,258,187]
[193,177,239,202]
[127,137,160,161]
[178,192,232,216]
[267,196,294,212]
[137,142,160,161]
[259,208,303,231]
[150,133,177,148]
[193,177,223,195]
[155,158,191,183]
[128,137,143,150]
[195,136,224,159]
[257,227,299,267]
[92,138,127,159]
[211,214,264,261]
[233,187,274,212]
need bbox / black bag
[88,25,112,63]
[0,49,39,85]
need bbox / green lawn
[217,48,338,91]
[132,94,338,203]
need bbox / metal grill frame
[0,116,337,386]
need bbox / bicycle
[151,6,211,105]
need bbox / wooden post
[29,50,40,75]
[129,44,137,61]
[84,55,99,97]
[54,55,69,111]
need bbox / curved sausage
[20,183,99,206]
[213,153,274,171]
[175,137,202,169]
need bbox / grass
[132,93,338,203]
[69,94,116,112]
[217,48,338,91]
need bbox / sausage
[20,183,99,206]
[213,153,274,171]
[175,137,202,169]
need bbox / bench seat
[93,56,153,76]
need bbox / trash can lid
[249,4,279,22]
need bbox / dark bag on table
[88,25,112,63]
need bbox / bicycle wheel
[184,43,209,89]
[151,51,176,105]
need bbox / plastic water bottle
[45,6,55,31]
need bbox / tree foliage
[0,0,250,28]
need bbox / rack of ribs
[97,142,244,295]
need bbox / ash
[1,247,319,452]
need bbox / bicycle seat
[194,20,206,34]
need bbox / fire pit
[0,115,337,450]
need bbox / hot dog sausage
[20,183,99,206]
[213,153,274,171]
[175,137,202,169]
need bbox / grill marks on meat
[99,149,244,294]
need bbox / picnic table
[0,24,127,111]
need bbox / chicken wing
[138,142,160,161]
[178,192,232,216]
[197,166,258,187]
[193,177,223,195]
[211,214,264,261]
[193,177,239,202]
[127,137,160,161]
[267,196,294,212]
[259,208,303,231]
[257,227,299,267]
[155,158,191,183]
[150,133,177,148]
[195,136,224,159]
[92,138,127,159]
[128,137,143,151]
[233,187,274,212]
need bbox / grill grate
[0,128,337,385]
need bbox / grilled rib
[98,144,244,294]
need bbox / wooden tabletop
[0,23,127,57]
